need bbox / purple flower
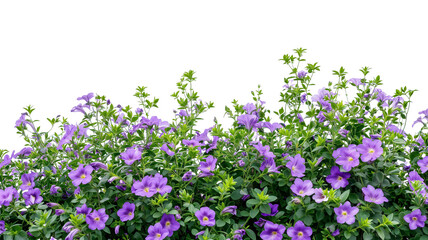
[297,113,304,123]
[243,103,257,114]
[297,71,307,79]
[77,92,94,102]
[254,217,267,227]
[16,147,32,157]
[286,154,306,177]
[301,93,307,103]
[89,162,108,171]
[182,171,193,181]
[356,138,383,162]
[160,143,175,156]
[331,229,340,237]
[286,220,312,240]
[50,185,61,195]
[20,172,37,190]
[312,188,328,203]
[0,151,15,169]
[152,173,172,196]
[263,122,283,132]
[68,164,94,186]
[348,78,363,86]
[290,178,314,197]
[418,156,428,173]
[76,204,92,215]
[260,221,286,240]
[147,222,169,240]
[23,188,43,206]
[115,225,120,234]
[317,111,326,123]
[120,148,142,165]
[117,202,135,222]
[195,231,205,239]
[65,229,80,240]
[253,142,276,159]
[326,166,351,189]
[338,129,349,137]
[132,176,156,197]
[0,187,18,207]
[407,170,426,192]
[86,208,109,230]
[237,114,259,130]
[404,209,427,230]
[260,158,281,173]
[57,125,77,150]
[55,209,65,215]
[261,203,279,217]
[333,145,360,172]
[160,214,180,237]
[198,155,217,173]
[334,201,359,225]
[195,207,216,226]
[221,206,237,215]
[0,220,5,235]
[362,185,388,204]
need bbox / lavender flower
[237,114,259,130]
[120,148,142,165]
[132,175,156,197]
[57,125,77,150]
[261,203,279,217]
[326,166,351,189]
[290,178,314,197]
[160,143,175,156]
[89,162,108,171]
[68,164,94,186]
[182,171,193,181]
[334,201,359,225]
[20,172,37,190]
[404,209,426,230]
[260,158,281,173]
[77,92,94,102]
[65,229,80,240]
[221,206,237,215]
[23,188,43,206]
[418,156,428,173]
[117,202,135,222]
[198,155,217,173]
[286,154,306,177]
[76,204,92,215]
[297,70,307,79]
[286,220,312,240]
[356,138,383,162]
[195,207,216,226]
[362,185,388,204]
[254,218,267,227]
[338,129,349,137]
[160,214,180,237]
[55,209,65,215]
[333,145,360,171]
[86,208,109,230]
[260,221,286,240]
[152,173,172,196]
[0,220,5,235]
[312,188,328,203]
[50,185,61,195]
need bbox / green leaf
[246,229,257,240]
[340,189,350,202]
[376,228,385,240]
[260,204,271,214]
[363,232,373,240]
[250,208,259,218]
[216,219,226,227]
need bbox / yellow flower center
[337,176,343,180]
[166,221,171,226]
[342,211,347,216]
[156,233,161,237]
[413,217,417,221]
[144,187,149,192]
[298,232,303,237]
[203,216,208,221]
[299,190,304,194]
[347,157,353,162]
[128,212,133,216]
[27,182,32,186]
[272,231,277,235]
[94,217,100,221]
[292,166,296,171]
[80,174,86,179]
[368,148,375,154]
[156,188,160,191]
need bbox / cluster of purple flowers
[146,214,180,240]
[132,173,172,197]
[333,138,383,171]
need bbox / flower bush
[1,48,428,239]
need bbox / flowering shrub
[1,48,428,240]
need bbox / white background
[1,1,427,153]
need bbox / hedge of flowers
[1,48,428,240]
